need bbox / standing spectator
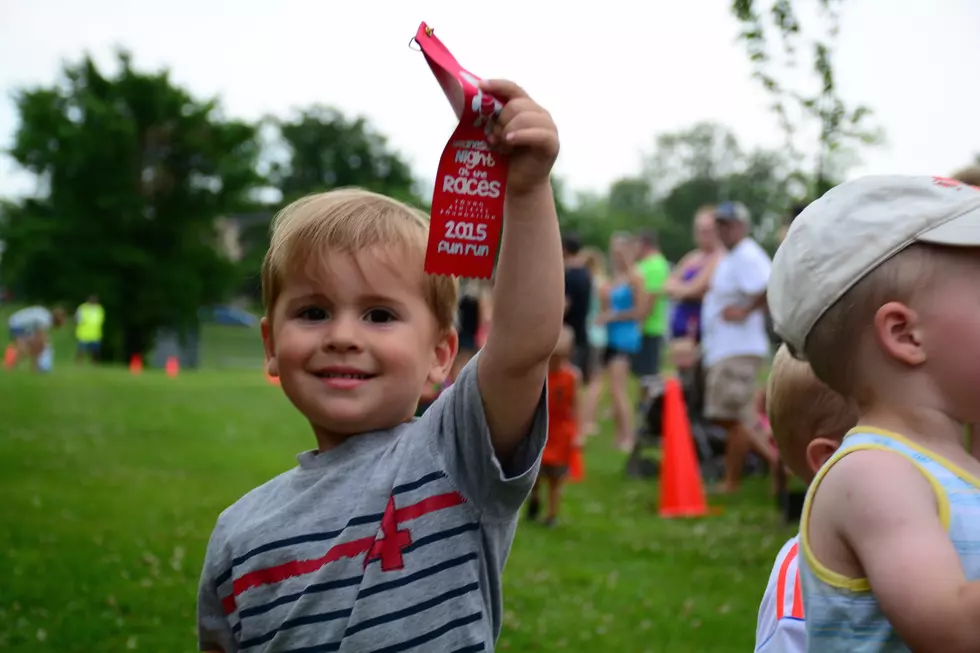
[632,230,671,388]
[527,326,582,528]
[562,233,593,384]
[597,232,644,452]
[701,202,778,493]
[664,206,722,372]
[75,294,105,364]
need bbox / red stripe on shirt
[223,491,466,612]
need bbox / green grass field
[0,319,795,652]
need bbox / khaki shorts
[704,355,765,424]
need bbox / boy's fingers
[496,98,542,128]
[478,79,529,102]
[503,128,560,156]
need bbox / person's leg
[581,351,606,436]
[607,355,634,451]
[632,335,664,440]
[704,357,764,493]
[571,343,591,385]
[528,474,542,521]
[545,472,564,526]
[12,330,30,367]
[26,332,46,373]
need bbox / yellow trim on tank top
[800,427,955,591]
[856,426,980,489]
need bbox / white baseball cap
[769,175,980,355]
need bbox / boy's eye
[298,306,328,321]
[365,308,396,324]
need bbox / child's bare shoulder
[815,448,938,529]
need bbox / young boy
[755,345,858,653]
[768,175,980,652]
[196,79,563,653]
[528,325,581,527]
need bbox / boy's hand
[480,80,559,197]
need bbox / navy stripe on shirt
[216,471,450,586]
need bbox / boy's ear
[874,301,926,366]
[261,317,279,377]
[429,328,459,386]
[806,437,841,477]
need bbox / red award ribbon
[414,22,508,279]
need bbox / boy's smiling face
[262,246,457,450]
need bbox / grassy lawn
[0,322,796,652]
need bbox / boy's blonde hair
[261,188,458,330]
[767,344,858,482]
[803,244,939,402]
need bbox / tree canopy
[6,4,957,363]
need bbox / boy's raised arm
[475,79,563,461]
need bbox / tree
[269,106,420,206]
[731,0,883,197]
[645,122,796,256]
[1,50,261,361]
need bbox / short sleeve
[421,352,547,521]
[735,244,771,297]
[197,519,237,652]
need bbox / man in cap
[701,201,777,493]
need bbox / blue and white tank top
[799,427,980,651]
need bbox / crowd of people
[556,199,788,495]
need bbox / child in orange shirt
[528,326,582,527]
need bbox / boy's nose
[322,315,362,352]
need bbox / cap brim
[918,205,980,246]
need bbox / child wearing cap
[754,345,858,653]
[768,175,980,652]
[196,79,563,652]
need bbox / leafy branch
[731,0,883,196]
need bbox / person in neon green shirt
[75,295,105,364]
[632,230,671,385]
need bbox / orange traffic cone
[164,356,179,377]
[129,354,143,375]
[3,344,16,369]
[658,376,712,518]
[569,447,585,483]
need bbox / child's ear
[261,317,279,377]
[429,328,459,385]
[874,301,926,366]
[806,437,841,476]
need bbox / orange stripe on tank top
[775,541,799,620]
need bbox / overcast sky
[1,0,978,201]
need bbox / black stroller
[624,361,766,483]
